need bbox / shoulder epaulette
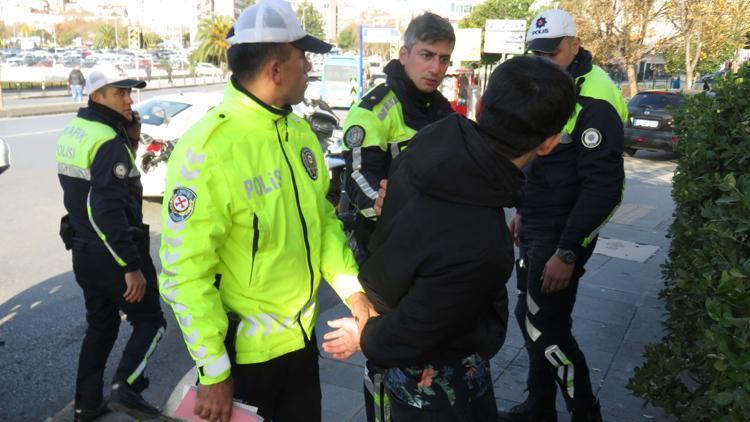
[357,83,391,111]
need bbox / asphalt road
[0,103,678,420]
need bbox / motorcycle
[293,98,346,206]
[136,97,347,202]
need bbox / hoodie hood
[403,114,525,209]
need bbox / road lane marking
[1,128,63,139]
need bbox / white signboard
[484,19,527,55]
[453,28,482,62]
[485,19,526,32]
[362,27,401,44]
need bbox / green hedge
[627,63,750,421]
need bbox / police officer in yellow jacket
[158,1,375,421]
[499,10,628,422]
[56,69,166,421]
[341,12,456,260]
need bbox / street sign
[484,19,527,55]
[453,28,482,62]
[362,27,400,44]
[485,19,526,32]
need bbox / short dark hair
[478,55,576,158]
[227,42,291,83]
[403,12,456,51]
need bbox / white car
[195,62,223,77]
[134,93,223,197]
[134,93,339,198]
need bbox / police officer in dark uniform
[56,69,166,421]
[341,12,456,263]
[498,10,628,422]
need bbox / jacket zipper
[275,119,314,342]
[249,214,259,283]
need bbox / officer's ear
[399,46,408,65]
[536,133,561,156]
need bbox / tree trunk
[627,63,638,97]
[686,38,703,90]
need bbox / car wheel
[624,147,637,157]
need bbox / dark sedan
[624,90,684,156]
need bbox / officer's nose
[427,56,441,75]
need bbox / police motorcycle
[0,137,10,175]
[292,98,346,205]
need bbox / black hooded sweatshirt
[359,113,523,368]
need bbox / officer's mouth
[423,78,439,88]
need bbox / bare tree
[560,0,670,96]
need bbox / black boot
[108,382,161,420]
[571,400,602,422]
[497,398,558,422]
[73,403,110,422]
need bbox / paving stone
[597,369,675,421]
[623,306,667,344]
[573,293,637,326]
[609,340,650,375]
[321,382,366,420]
[320,357,365,391]
[490,345,521,379]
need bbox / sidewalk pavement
[80,156,677,422]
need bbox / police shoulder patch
[581,128,602,148]
[168,187,197,223]
[344,125,366,149]
[113,162,128,179]
[300,147,318,180]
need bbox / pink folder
[172,385,263,422]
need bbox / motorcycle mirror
[0,137,10,175]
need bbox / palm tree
[193,16,233,67]
[95,24,116,49]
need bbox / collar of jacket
[383,59,454,130]
[79,99,130,132]
[568,47,594,79]
[228,76,292,121]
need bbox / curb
[1,82,225,118]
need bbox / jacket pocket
[249,213,260,287]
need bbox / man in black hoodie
[340,13,455,421]
[323,56,576,421]
[55,69,166,421]
[341,12,455,260]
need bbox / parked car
[134,92,223,197]
[624,90,686,156]
[195,62,223,77]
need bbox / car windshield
[629,92,683,110]
[135,100,191,126]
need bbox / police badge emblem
[343,125,365,149]
[581,128,603,148]
[300,147,318,180]
[113,162,128,179]
[168,187,197,222]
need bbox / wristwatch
[554,248,577,264]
